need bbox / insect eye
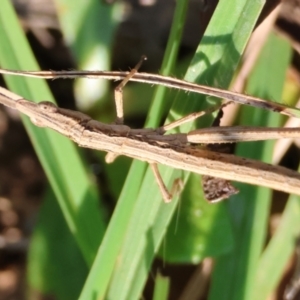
[38,101,57,112]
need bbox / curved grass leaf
[0,0,106,266]
[209,33,293,300]
[80,1,267,299]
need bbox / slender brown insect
[1,57,300,202]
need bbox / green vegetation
[0,0,299,299]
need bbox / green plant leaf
[80,1,267,299]
[28,188,88,300]
[0,0,106,267]
[160,174,233,263]
[152,273,170,300]
[209,32,292,300]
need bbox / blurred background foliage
[0,0,300,299]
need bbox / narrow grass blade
[159,174,234,263]
[115,1,263,299]
[0,0,105,266]
[78,1,190,298]
[254,191,300,299]
[152,273,170,300]
[209,33,292,300]
[28,188,88,299]
[92,1,266,299]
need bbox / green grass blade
[103,1,265,299]
[152,273,170,300]
[159,174,234,263]
[146,0,190,127]
[254,191,300,299]
[209,33,292,300]
[108,1,262,299]
[0,0,105,266]
[28,188,88,299]
[78,1,190,298]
